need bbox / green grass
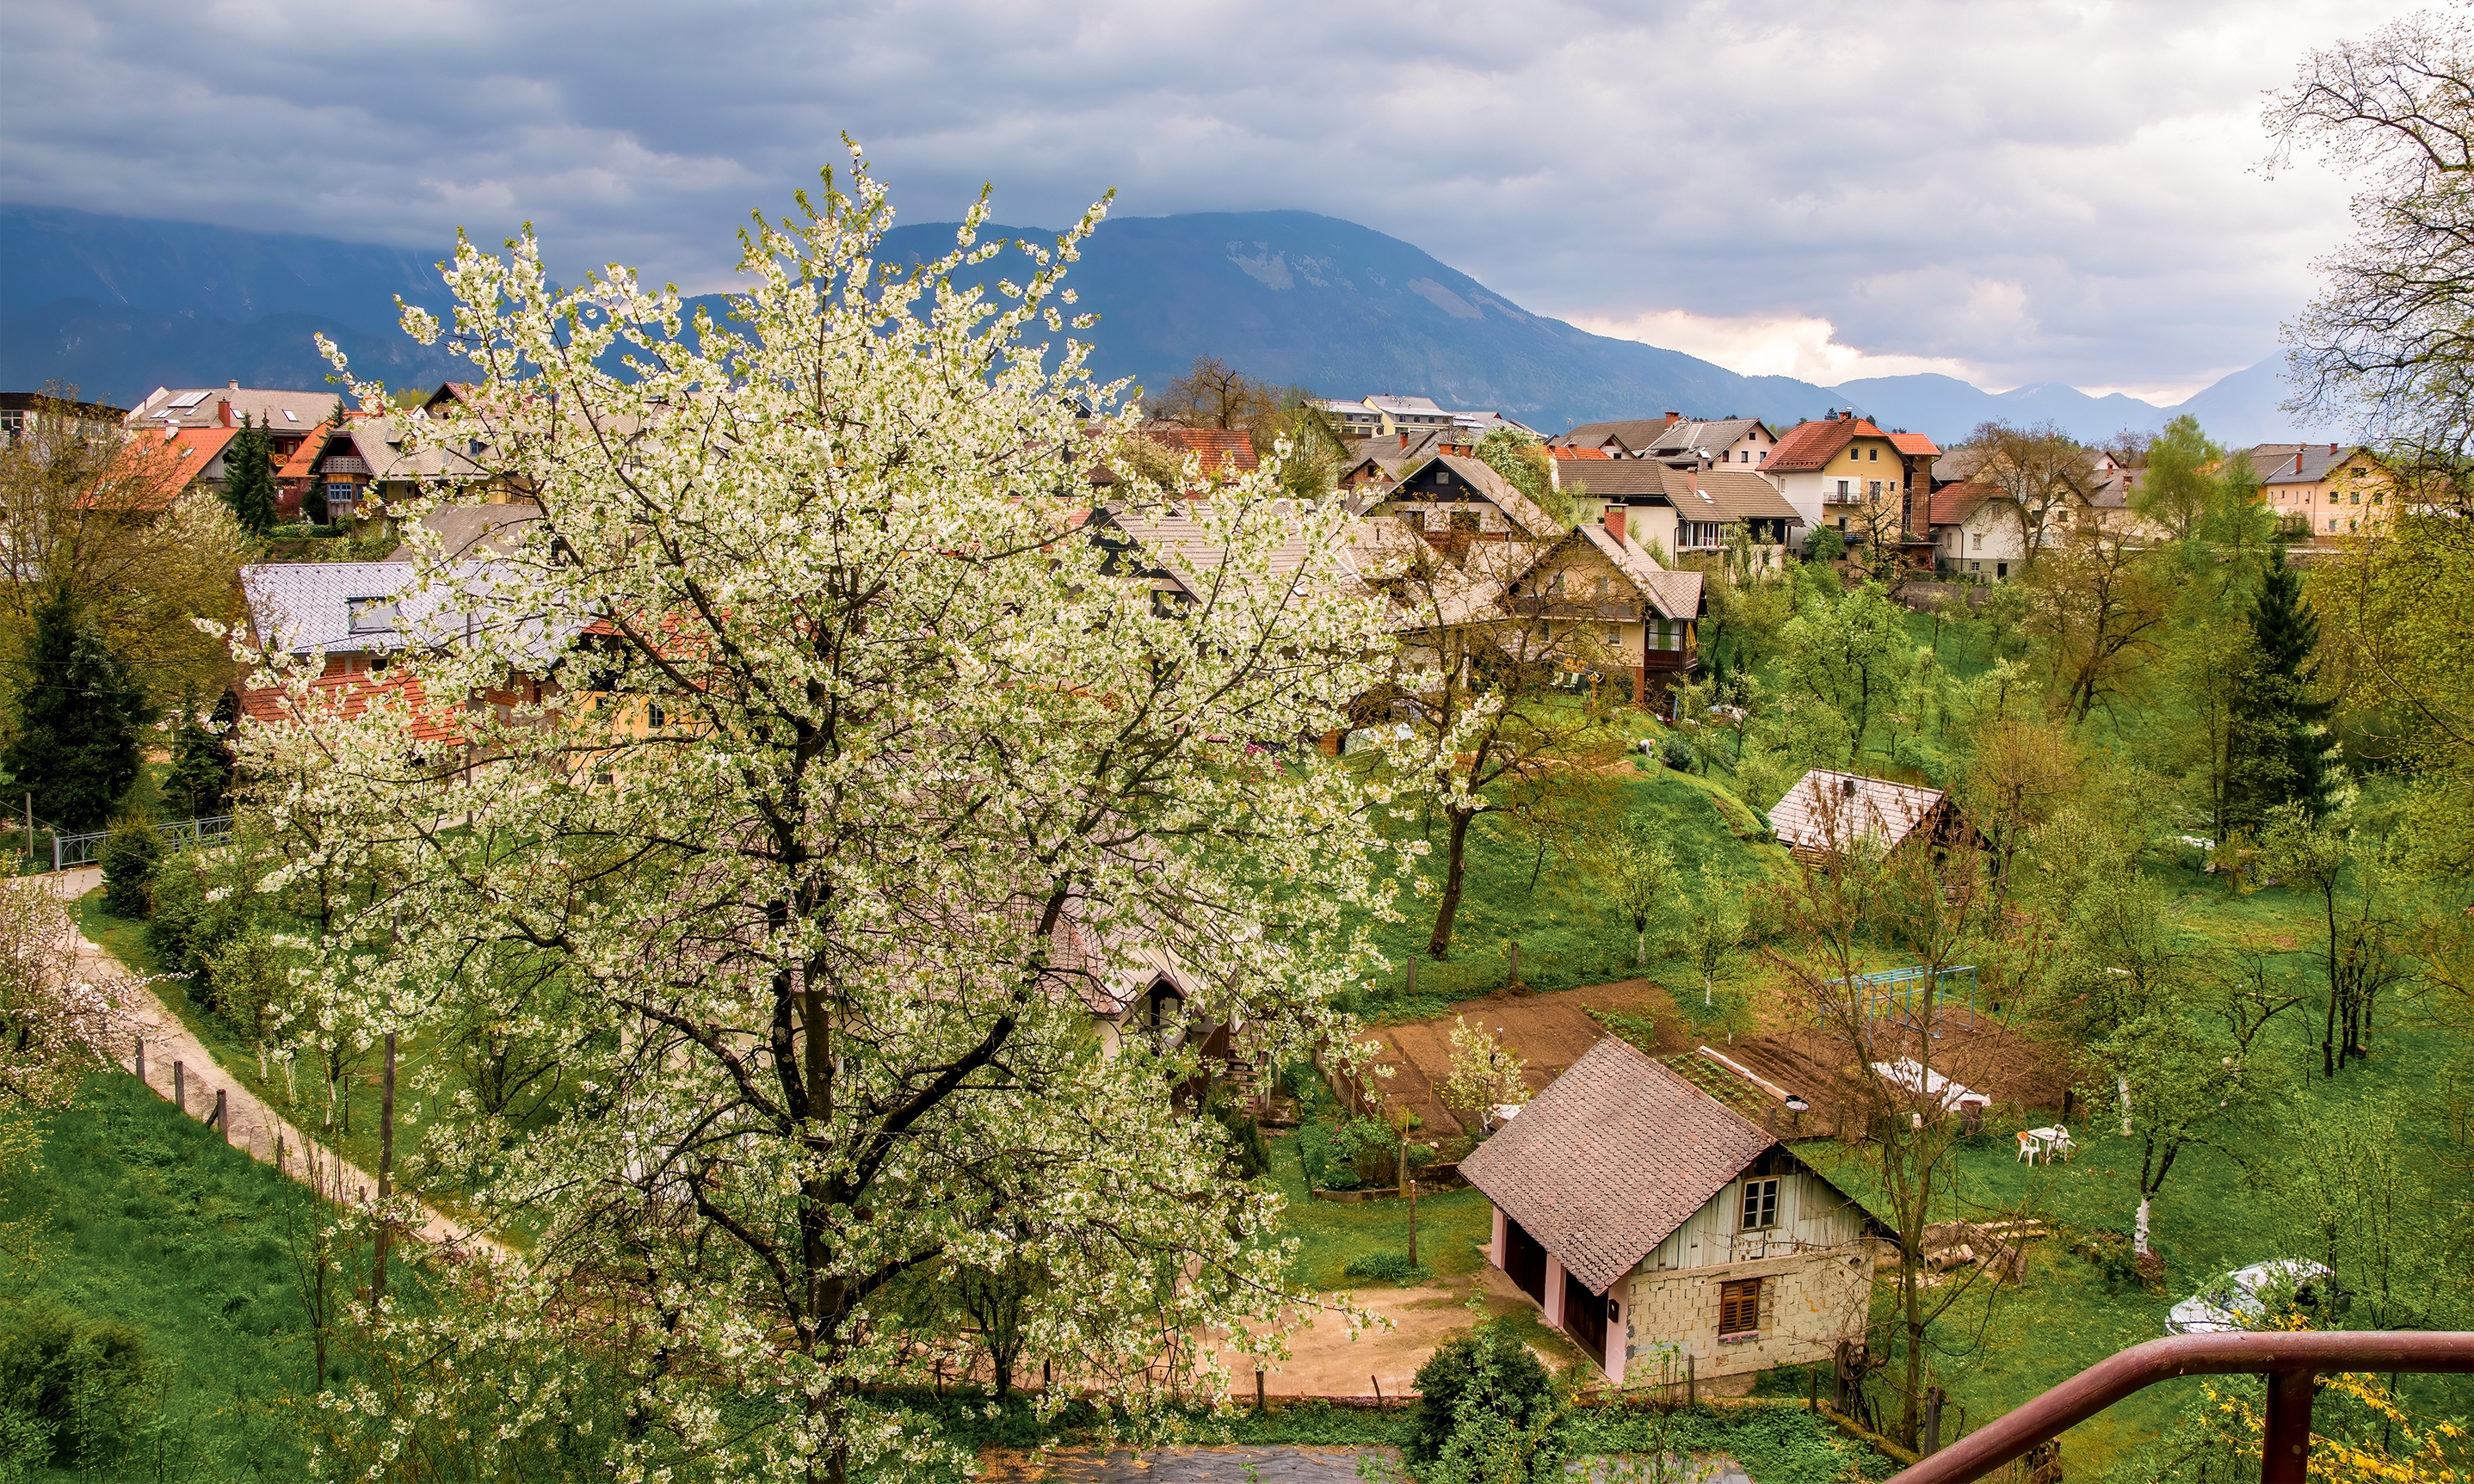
[1267,1134,1493,1291]
[1358,768,1790,1016]
[77,892,465,1205]
[1,1075,322,1479]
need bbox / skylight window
[169,391,212,409]
[347,598,398,635]
[282,409,298,422]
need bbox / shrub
[1659,734,1696,773]
[1342,1251,1432,1285]
[2073,1228,2147,1295]
[1330,1117,1403,1187]
[1409,1316,1562,1479]
[1298,1120,1350,1190]
[98,814,162,917]
[1208,1093,1270,1180]
[0,1302,154,1471]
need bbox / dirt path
[52,866,498,1259]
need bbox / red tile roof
[1548,446,1613,460]
[1888,432,1941,458]
[238,668,464,745]
[1928,481,2002,526]
[1146,428,1260,473]
[1765,415,1889,474]
[89,427,238,511]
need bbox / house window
[1604,624,1620,643]
[1738,450,1749,462]
[1718,1278,1762,1338]
[1835,479,1849,498]
[347,598,397,635]
[1741,1177,1781,1231]
[1868,447,1879,461]
[2329,518,2339,532]
[1969,560,1981,572]
[325,480,357,509]
[1837,516,1848,533]
[1867,480,1882,499]
[1971,533,1984,551]
[1758,450,1768,463]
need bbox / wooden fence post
[213,1089,227,1139]
[135,1038,145,1085]
[174,1061,185,1114]
[1924,1385,1944,1454]
[1256,1370,1266,1412]
[1405,956,1416,1001]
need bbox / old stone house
[1459,1037,1878,1386]
[1504,512,1705,703]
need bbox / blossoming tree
[246,151,1402,1483]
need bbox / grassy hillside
[0,1075,320,1479]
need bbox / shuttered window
[1718,1278,1762,1337]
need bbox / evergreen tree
[2251,551,2335,814]
[2,585,152,832]
[219,414,278,535]
[161,689,236,819]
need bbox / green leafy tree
[2082,1009,2251,1256]
[1595,810,1675,967]
[219,414,278,535]
[96,814,160,918]
[2132,415,2223,543]
[1673,859,1749,1010]
[2,585,151,832]
[1779,582,1914,762]
[1474,428,1575,529]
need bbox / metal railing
[46,814,235,871]
[1884,1332,2474,1484]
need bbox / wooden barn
[1768,769,1977,865]
[1459,1037,1879,1386]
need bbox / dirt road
[51,866,496,1257]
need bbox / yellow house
[2248,443,2394,539]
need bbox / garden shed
[1459,1037,1877,1385]
[1768,769,1977,865]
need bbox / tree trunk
[1634,926,1647,968]
[1428,809,1475,958]
[2135,1196,2151,1257]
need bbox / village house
[1551,456,1802,565]
[1,390,125,444]
[293,414,491,524]
[1760,412,1926,546]
[1551,414,1781,468]
[1459,1036,1878,1386]
[1768,769,1976,865]
[125,383,338,467]
[1374,453,1562,543]
[1317,395,1535,442]
[1504,508,1705,701]
[2247,442,2393,540]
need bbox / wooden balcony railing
[1883,1332,2474,1484]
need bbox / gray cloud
[0,0,2422,394]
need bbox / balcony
[1507,596,1645,620]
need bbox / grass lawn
[1266,1132,1494,1290]
[1358,766,1791,1018]
[1,1075,320,1479]
[77,891,468,1208]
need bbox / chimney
[1398,433,1409,451]
[1841,776,1859,797]
[2294,451,2305,474]
[2329,442,2338,455]
[1604,505,1627,543]
[219,399,232,427]
[1664,410,1681,422]
[227,379,240,391]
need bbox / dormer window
[348,598,397,635]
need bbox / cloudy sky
[0,0,2422,398]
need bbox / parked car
[2166,1259,2342,1334]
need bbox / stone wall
[1621,1241,1873,1382]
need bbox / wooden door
[1562,1268,1609,1366]
[1504,1216,1547,1304]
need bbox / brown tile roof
[1887,432,1942,458]
[1769,769,1948,855]
[1459,1036,1777,1295]
[1566,523,1704,619]
[1549,416,1681,453]
[1548,446,1613,460]
[1675,468,1801,525]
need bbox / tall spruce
[2251,550,2335,815]
[161,688,237,819]
[221,415,278,534]
[3,584,152,832]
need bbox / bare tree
[2027,526,2172,723]
[1965,422,2098,569]
[2267,14,2474,471]
[1761,796,2002,1452]
[1151,355,1282,431]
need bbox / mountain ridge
[2,202,2326,445]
